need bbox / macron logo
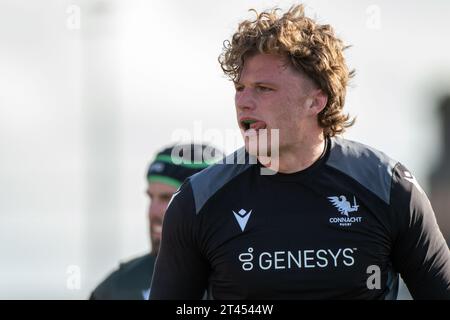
[232,209,252,232]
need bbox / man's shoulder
[98,253,155,283]
[90,253,155,299]
[327,137,399,205]
[186,147,256,214]
[328,136,397,165]
[116,253,156,274]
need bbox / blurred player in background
[90,143,223,300]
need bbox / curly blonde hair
[219,4,355,137]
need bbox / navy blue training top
[150,137,450,300]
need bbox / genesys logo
[238,247,357,271]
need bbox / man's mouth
[241,119,267,132]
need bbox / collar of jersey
[259,136,330,182]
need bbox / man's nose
[149,200,165,218]
[236,88,256,111]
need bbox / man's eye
[256,86,272,92]
[235,85,244,92]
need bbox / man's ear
[307,90,328,115]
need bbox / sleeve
[149,180,209,299]
[390,163,450,299]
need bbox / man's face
[234,53,319,156]
[146,182,178,255]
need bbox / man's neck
[260,132,326,174]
